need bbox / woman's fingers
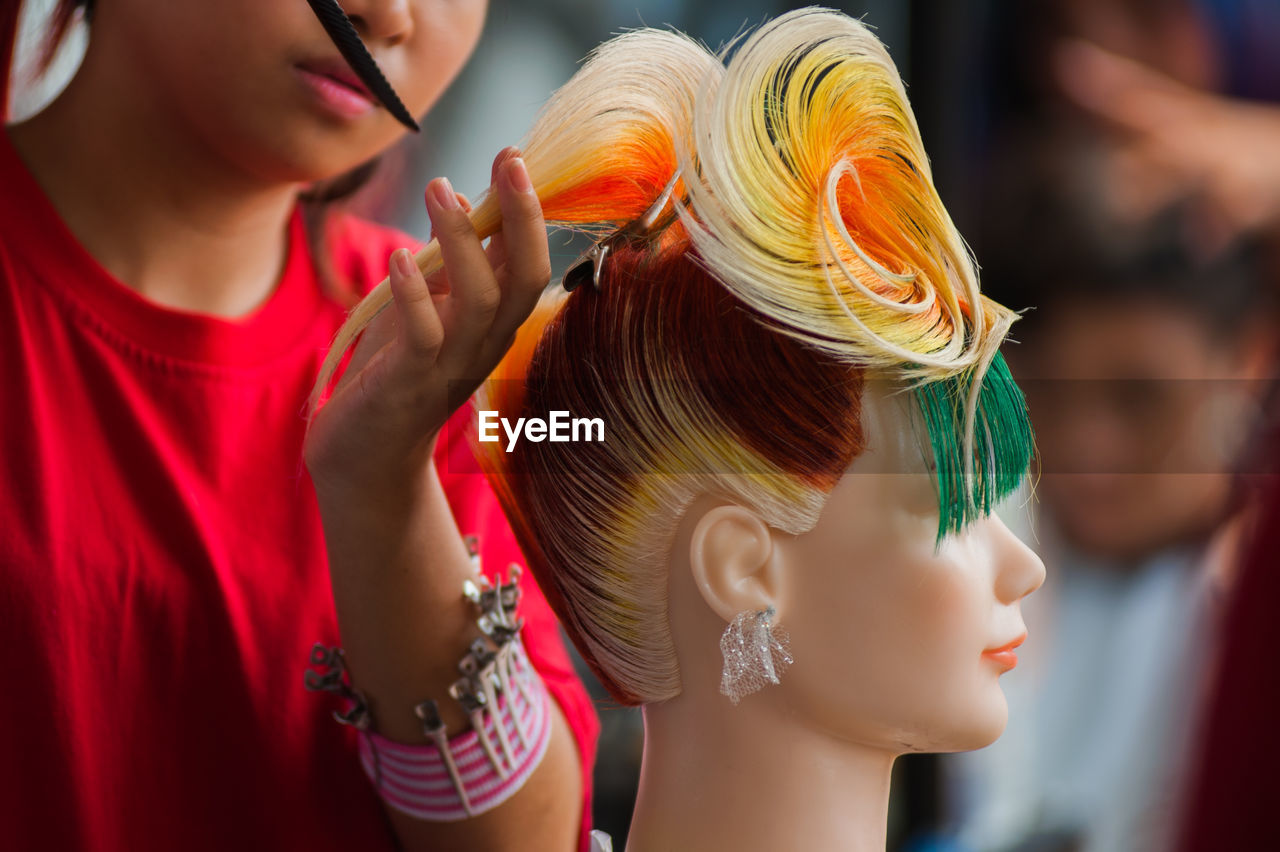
[376,151,546,418]
[481,156,550,363]
[485,147,520,270]
[426,176,503,374]
[388,248,445,362]
[493,157,549,295]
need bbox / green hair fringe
[912,352,1034,543]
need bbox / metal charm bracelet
[303,537,552,820]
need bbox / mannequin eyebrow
[305,0,421,132]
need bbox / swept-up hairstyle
[313,8,1034,704]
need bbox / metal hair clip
[507,638,538,714]
[562,170,684,292]
[415,699,475,817]
[303,643,372,730]
[449,677,509,779]
[494,650,529,748]
[470,563,524,644]
[498,563,522,611]
[463,633,528,748]
[481,659,517,768]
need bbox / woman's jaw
[50,0,489,187]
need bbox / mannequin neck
[625,686,896,851]
[620,493,898,850]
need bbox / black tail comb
[305,0,420,132]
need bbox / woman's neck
[626,690,896,851]
[8,35,301,318]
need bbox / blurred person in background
[1051,4,1280,260]
[985,0,1280,255]
[1176,354,1280,851]
[942,132,1275,852]
[920,0,1280,848]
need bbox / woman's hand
[299,145,552,731]
[1056,40,1280,252]
[299,151,583,851]
[304,147,549,513]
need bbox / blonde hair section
[681,10,1013,371]
[309,29,720,407]
[677,7,1018,498]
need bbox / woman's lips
[982,633,1027,672]
[295,61,376,120]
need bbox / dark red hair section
[493,240,866,703]
[521,240,867,487]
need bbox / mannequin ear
[688,504,783,624]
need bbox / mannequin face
[772,383,1045,753]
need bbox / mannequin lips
[982,633,1026,671]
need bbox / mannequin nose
[342,0,414,44]
[990,516,1046,604]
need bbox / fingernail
[507,157,533,193]
[430,177,460,210]
[393,248,416,278]
[492,146,520,183]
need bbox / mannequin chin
[632,382,1045,851]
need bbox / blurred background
[13,0,1279,849]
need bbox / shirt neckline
[0,125,328,372]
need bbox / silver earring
[719,606,793,705]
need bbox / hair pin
[414,700,475,817]
[562,170,684,292]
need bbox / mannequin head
[472,12,1040,730]
[484,238,1041,733]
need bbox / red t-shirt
[0,125,598,849]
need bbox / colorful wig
[314,8,1034,705]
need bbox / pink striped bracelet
[306,547,549,821]
[357,643,551,820]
